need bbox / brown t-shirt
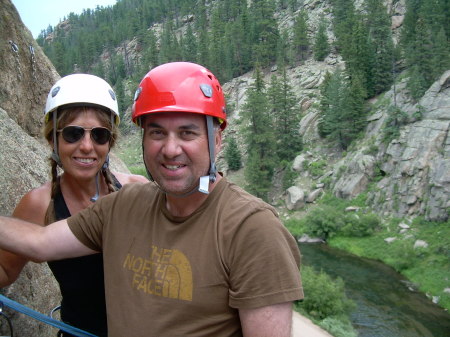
[68,178,303,337]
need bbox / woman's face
[56,108,111,181]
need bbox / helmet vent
[134,87,142,101]
[51,86,60,97]
[108,89,117,101]
[200,84,213,98]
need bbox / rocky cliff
[0,1,130,335]
[0,0,62,335]
[336,71,450,221]
[223,59,449,222]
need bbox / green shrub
[296,266,356,319]
[309,160,327,177]
[305,205,345,239]
[319,317,358,337]
[283,218,307,237]
[413,105,425,121]
[363,144,379,156]
[385,239,416,271]
[282,161,297,190]
[382,105,409,144]
[341,213,381,237]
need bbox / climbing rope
[0,294,97,337]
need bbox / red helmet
[132,62,227,129]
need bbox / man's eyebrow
[146,122,201,130]
[146,122,162,128]
[179,124,201,130]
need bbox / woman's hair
[44,106,120,200]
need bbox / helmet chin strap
[90,155,110,202]
[90,173,101,202]
[199,115,217,193]
[52,110,62,167]
[141,115,218,198]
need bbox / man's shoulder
[220,180,278,217]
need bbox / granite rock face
[0,1,131,335]
[332,71,450,221]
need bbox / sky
[12,0,118,38]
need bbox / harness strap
[0,294,97,337]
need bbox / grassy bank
[284,193,450,312]
[328,217,450,311]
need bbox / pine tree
[365,0,394,95]
[249,0,279,67]
[432,28,450,80]
[53,41,66,74]
[225,137,242,171]
[313,16,330,61]
[208,7,227,80]
[318,70,345,138]
[276,29,291,69]
[160,20,183,64]
[268,69,302,160]
[319,69,366,149]
[288,0,299,12]
[401,0,450,99]
[340,74,366,149]
[407,65,427,100]
[181,24,198,63]
[229,4,252,75]
[241,67,276,200]
[221,25,237,81]
[292,10,309,62]
[143,30,159,70]
[345,15,372,97]
[331,0,356,57]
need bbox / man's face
[142,112,221,196]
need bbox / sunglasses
[57,126,112,145]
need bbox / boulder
[306,188,323,203]
[414,240,429,249]
[285,186,305,210]
[384,237,397,244]
[292,154,308,172]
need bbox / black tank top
[47,176,122,337]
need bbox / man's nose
[162,134,182,157]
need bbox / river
[299,243,450,337]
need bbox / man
[0,62,303,336]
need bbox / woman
[0,74,148,336]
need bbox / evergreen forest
[37,0,449,105]
[36,0,449,201]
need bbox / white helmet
[44,73,120,125]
